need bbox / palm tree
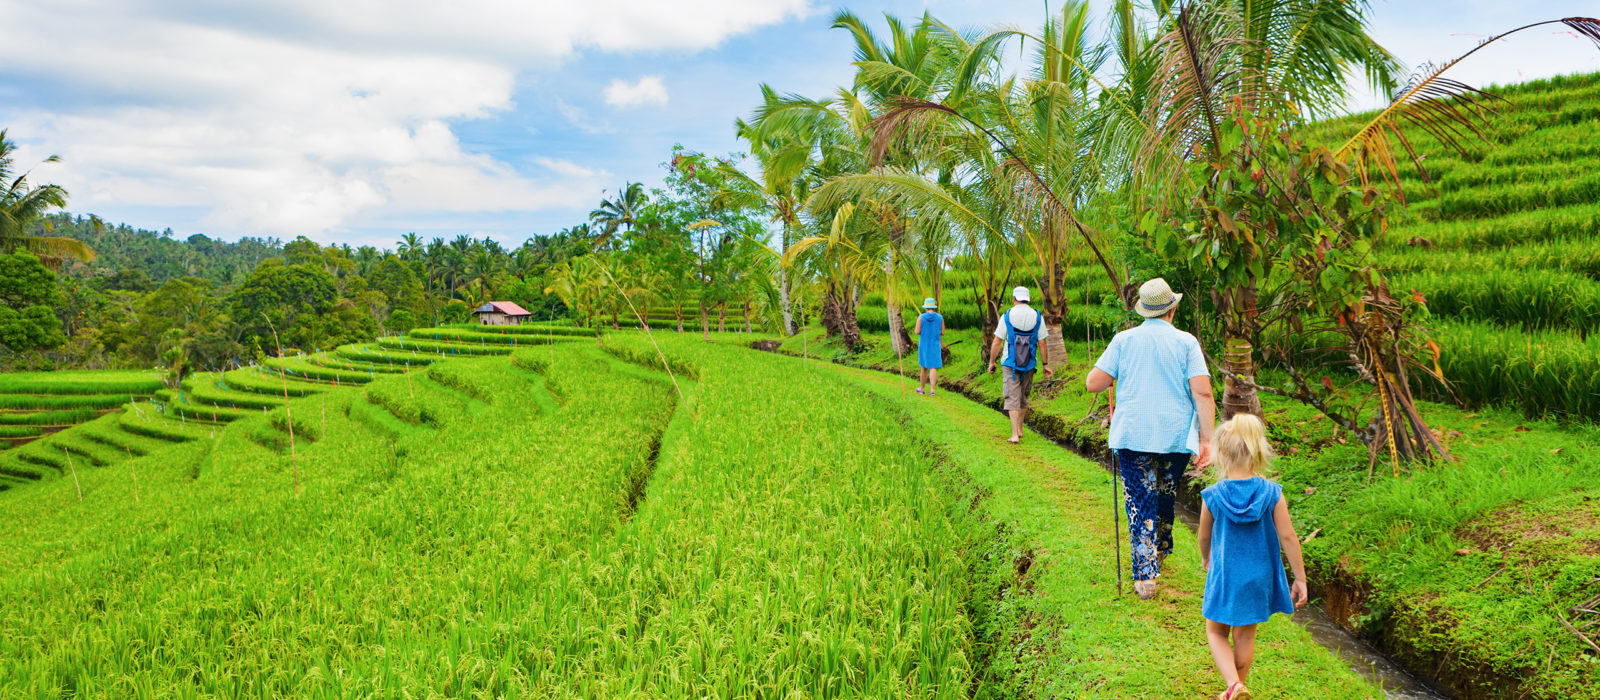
[721,91,817,335]
[589,182,648,249]
[396,233,423,262]
[0,131,93,268]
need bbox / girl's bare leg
[919,368,929,392]
[930,368,938,391]
[1231,623,1259,683]
[1206,620,1241,687]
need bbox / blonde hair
[1212,414,1275,481]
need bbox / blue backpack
[1002,310,1042,372]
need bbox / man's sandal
[1134,580,1158,599]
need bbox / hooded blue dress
[917,311,944,369]
[1201,477,1295,626]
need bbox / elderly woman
[914,297,943,396]
[1085,278,1217,600]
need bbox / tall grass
[1415,319,1600,419]
[1400,269,1600,334]
[0,370,162,396]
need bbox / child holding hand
[1196,414,1309,700]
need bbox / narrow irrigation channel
[757,343,1449,699]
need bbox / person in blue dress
[914,297,943,396]
[1196,414,1309,700]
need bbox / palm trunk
[841,285,864,353]
[699,299,710,342]
[676,308,684,333]
[886,256,912,358]
[743,301,752,333]
[1043,312,1069,374]
[978,292,1000,366]
[821,284,842,338]
[1221,336,1263,420]
[717,302,726,333]
[779,223,796,336]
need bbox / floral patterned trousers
[1116,449,1190,581]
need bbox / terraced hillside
[0,371,162,489]
[0,334,1387,697]
[1304,71,1600,420]
[0,322,592,494]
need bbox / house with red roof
[472,301,533,326]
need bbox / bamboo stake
[262,314,299,496]
[65,450,83,501]
[592,257,685,403]
[125,445,139,502]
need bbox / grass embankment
[777,324,1600,699]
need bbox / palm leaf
[1334,17,1600,192]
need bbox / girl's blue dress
[917,311,943,369]
[1201,477,1295,626]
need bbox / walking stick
[1112,451,1123,597]
[1109,381,1122,596]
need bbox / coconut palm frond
[1335,17,1600,191]
[17,235,96,264]
[1140,4,1269,177]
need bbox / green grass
[780,322,1600,698]
[0,394,132,411]
[0,370,163,395]
[820,355,1378,698]
[0,409,98,426]
[374,336,513,356]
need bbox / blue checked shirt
[1093,318,1211,455]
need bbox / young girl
[914,297,943,395]
[1196,414,1308,700]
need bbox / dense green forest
[2,146,778,374]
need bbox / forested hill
[29,213,285,289]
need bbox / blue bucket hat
[922,297,938,309]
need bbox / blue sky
[2,0,1597,250]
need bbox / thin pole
[65,450,83,501]
[262,313,298,496]
[126,445,139,502]
[1112,451,1123,597]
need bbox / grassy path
[819,359,1382,698]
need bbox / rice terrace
[3,1,1600,698]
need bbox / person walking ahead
[914,297,943,396]
[988,286,1053,443]
[1085,277,1216,599]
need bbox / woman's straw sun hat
[1135,278,1183,318]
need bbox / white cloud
[0,0,814,239]
[552,98,616,135]
[604,76,670,108]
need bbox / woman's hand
[1291,578,1308,608]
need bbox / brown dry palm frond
[1138,3,1276,199]
[1335,17,1600,194]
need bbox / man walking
[1085,278,1216,599]
[988,286,1053,444]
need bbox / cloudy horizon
[3,0,1598,250]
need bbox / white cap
[1012,286,1031,302]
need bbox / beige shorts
[1002,366,1035,411]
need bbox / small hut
[472,301,533,326]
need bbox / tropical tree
[721,91,818,336]
[590,182,648,249]
[0,131,94,268]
